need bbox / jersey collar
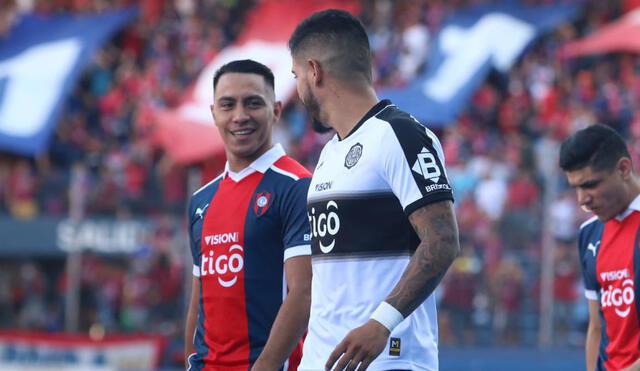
[616,193,640,221]
[223,144,285,182]
[340,99,394,141]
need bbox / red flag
[560,9,640,59]
[149,0,359,164]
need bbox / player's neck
[325,86,379,140]
[625,176,640,208]
[226,144,272,173]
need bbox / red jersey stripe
[598,211,640,371]
[200,172,263,370]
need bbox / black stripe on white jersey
[376,105,453,215]
[307,192,420,259]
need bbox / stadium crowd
[1,0,639,367]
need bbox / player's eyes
[247,100,264,108]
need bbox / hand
[325,319,390,371]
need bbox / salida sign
[56,219,150,254]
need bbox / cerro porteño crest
[253,191,272,217]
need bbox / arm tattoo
[385,200,459,317]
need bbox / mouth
[584,205,601,215]
[230,128,256,137]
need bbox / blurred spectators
[0,0,637,367]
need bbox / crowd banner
[381,1,581,127]
[0,331,165,371]
[0,7,138,156]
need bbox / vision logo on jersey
[315,181,333,192]
[600,269,635,318]
[412,147,441,183]
[201,244,244,287]
[309,200,341,253]
[344,143,363,169]
[253,191,272,217]
[204,232,239,245]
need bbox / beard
[311,119,332,134]
[302,85,332,134]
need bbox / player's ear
[307,59,323,87]
[273,101,283,122]
[210,104,216,119]
[618,157,633,181]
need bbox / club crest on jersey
[344,143,363,169]
[253,191,272,217]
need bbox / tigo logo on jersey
[253,191,272,217]
[201,245,244,287]
[412,147,441,183]
[601,276,635,318]
[309,200,341,253]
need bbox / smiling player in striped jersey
[184,60,312,371]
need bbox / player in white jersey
[289,9,460,371]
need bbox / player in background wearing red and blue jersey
[560,124,640,371]
[184,60,312,371]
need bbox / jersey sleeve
[382,119,453,216]
[578,225,599,300]
[280,177,312,261]
[187,197,202,277]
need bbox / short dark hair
[288,9,372,84]
[559,124,630,172]
[213,59,275,92]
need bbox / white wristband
[370,302,404,332]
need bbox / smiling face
[211,72,281,171]
[565,161,629,222]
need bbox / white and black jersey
[299,100,453,371]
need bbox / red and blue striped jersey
[186,145,311,371]
[578,196,640,371]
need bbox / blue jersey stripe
[188,179,221,368]
[244,171,287,364]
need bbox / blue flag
[380,1,581,127]
[0,7,137,156]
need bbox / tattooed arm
[325,200,459,371]
[386,200,459,315]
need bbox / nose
[577,188,591,207]
[232,105,250,124]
